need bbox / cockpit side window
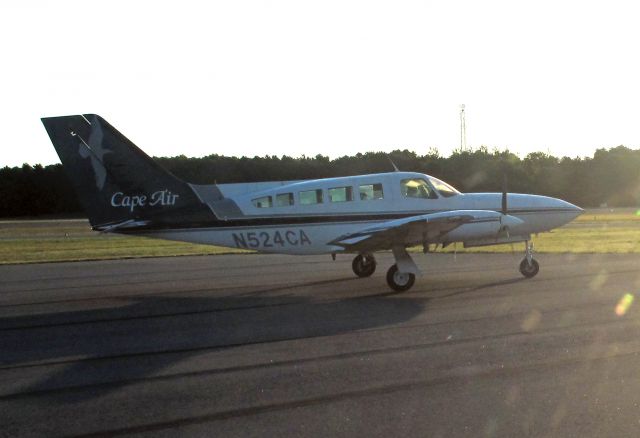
[401,178,438,199]
[428,177,460,198]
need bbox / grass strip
[2,213,640,264]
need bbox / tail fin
[41,114,212,229]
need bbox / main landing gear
[351,247,420,292]
[519,241,539,278]
[352,253,377,277]
[386,264,415,292]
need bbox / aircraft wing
[328,210,508,252]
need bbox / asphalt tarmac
[2,252,640,437]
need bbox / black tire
[519,258,539,278]
[352,254,377,277]
[386,264,415,292]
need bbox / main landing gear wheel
[386,264,415,292]
[519,258,539,278]
[352,254,377,277]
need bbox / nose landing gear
[519,241,539,278]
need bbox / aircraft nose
[543,197,584,229]
[505,194,583,233]
[558,199,584,220]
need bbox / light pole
[460,104,467,152]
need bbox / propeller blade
[501,174,508,215]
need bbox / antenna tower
[459,104,467,152]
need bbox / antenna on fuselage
[388,157,400,172]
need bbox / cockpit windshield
[427,176,461,197]
[401,178,438,199]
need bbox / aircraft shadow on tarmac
[432,277,527,299]
[1,277,427,403]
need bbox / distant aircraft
[42,114,582,291]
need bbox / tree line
[1,145,639,218]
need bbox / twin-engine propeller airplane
[42,114,583,292]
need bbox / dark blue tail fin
[41,114,213,229]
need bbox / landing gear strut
[352,253,377,277]
[519,241,539,278]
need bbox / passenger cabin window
[401,178,437,199]
[329,186,353,202]
[428,176,460,198]
[359,183,384,200]
[299,189,323,205]
[252,195,272,208]
[276,193,294,207]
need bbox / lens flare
[615,293,634,316]
[635,210,640,217]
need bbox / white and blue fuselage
[138,171,582,255]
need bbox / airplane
[41,114,583,292]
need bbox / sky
[2,0,640,167]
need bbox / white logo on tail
[111,190,179,212]
[73,121,111,191]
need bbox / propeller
[496,172,524,237]
[501,174,508,215]
[500,174,510,237]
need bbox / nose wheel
[519,241,539,278]
[519,258,539,278]
[352,253,377,277]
